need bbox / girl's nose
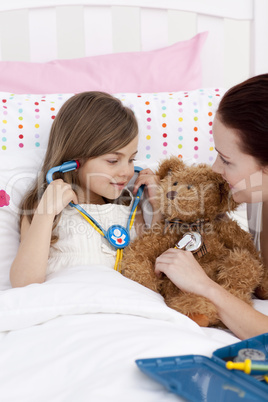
[119,163,134,178]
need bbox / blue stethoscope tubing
[46,161,144,249]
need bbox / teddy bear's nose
[166,191,178,200]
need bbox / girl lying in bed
[155,74,268,340]
[10,91,161,287]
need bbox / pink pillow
[0,32,207,94]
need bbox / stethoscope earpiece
[46,160,80,184]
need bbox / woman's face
[212,114,268,203]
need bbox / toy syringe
[226,359,268,375]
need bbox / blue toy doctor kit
[136,333,268,401]
[46,160,144,272]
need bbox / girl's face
[212,115,268,203]
[78,136,138,204]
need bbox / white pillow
[0,89,224,289]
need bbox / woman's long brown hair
[217,73,268,166]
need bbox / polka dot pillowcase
[0,88,224,289]
[0,88,223,163]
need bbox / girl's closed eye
[107,159,118,164]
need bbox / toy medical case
[136,333,268,401]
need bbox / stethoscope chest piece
[106,225,130,249]
[175,231,202,253]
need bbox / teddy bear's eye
[187,185,192,190]
[173,182,178,186]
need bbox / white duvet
[0,265,267,402]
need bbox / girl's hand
[155,248,212,296]
[133,168,160,210]
[36,179,79,217]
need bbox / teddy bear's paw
[254,285,268,300]
[187,313,210,327]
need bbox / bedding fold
[0,265,204,333]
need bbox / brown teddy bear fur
[122,157,264,327]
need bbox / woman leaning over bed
[155,73,268,340]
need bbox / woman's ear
[157,156,185,180]
[262,165,268,175]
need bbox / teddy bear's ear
[157,156,185,180]
[217,175,239,212]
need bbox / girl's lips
[111,182,126,190]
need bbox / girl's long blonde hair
[20,91,138,238]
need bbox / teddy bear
[122,157,264,327]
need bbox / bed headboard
[0,0,267,89]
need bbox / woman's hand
[36,179,79,217]
[155,248,213,296]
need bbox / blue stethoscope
[46,160,144,271]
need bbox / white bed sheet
[0,264,256,402]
